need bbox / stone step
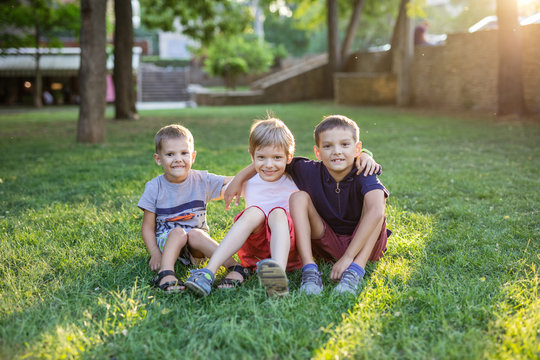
[140,66,189,102]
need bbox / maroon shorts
[235,206,302,271]
[311,217,390,262]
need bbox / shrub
[203,35,274,89]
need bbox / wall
[334,73,396,105]
[336,24,540,112]
[411,24,540,112]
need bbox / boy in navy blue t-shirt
[287,115,390,295]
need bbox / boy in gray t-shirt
[138,124,242,292]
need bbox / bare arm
[331,190,385,280]
[355,151,382,176]
[224,164,256,209]
[141,210,162,271]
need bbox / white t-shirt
[243,174,299,215]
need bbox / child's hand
[224,178,243,210]
[331,255,354,281]
[149,251,162,271]
[355,153,382,176]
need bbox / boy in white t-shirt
[185,118,302,297]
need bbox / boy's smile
[252,145,292,182]
[314,128,361,182]
[154,137,196,183]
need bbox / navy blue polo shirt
[286,157,389,235]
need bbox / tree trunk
[327,0,340,97]
[393,0,413,106]
[77,0,107,143]
[340,0,365,66]
[496,0,526,116]
[34,52,43,108]
[33,22,43,108]
[114,0,138,120]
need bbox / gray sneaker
[299,269,323,295]
[185,268,214,297]
[333,269,362,295]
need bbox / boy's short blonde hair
[249,118,295,157]
[154,124,194,153]
[314,115,360,146]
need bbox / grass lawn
[0,103,538,359]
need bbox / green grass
[0,103,538,359]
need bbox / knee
[239,206,266,223]
[167,227,188,244]
[289,191,310,210]
[268,207,287,222]
[187,228,205,246]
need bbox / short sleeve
[137,178,158,213]
[359,174,389,198]
[205,172,226,201]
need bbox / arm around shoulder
[224,164,256,209]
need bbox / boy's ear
[355,140,363,156]
[153,153,161,166]
[286,153,293,164]
[313,145,321,160]
[192,150,197,163]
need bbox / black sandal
[218,265,251,288]
[151,270,184,293]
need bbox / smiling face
[154,137,196,183]
[314,128,362,182]
[251,145,292,182]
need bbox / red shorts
[235,206,302,272]
[312,217,390,262]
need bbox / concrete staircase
[140,64,189,102]
[250,53,328,90]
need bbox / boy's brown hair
[314,115,360,146]
[249,118,295,157]
[154,124,194,153]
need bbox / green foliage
[203,35,274,88]
[0,104,539,359]
[139,0,251,46]
[264,7,310,57]
[0,0,79,51]
[287,0,401,53]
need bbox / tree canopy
[139,0,251,46]
[0,0,79,51]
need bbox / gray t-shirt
[138,170,225,237]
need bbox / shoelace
[301,270,322,286]
[339,270,359,287]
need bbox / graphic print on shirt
[155,200,206,234]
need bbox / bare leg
[267,208,291,271]
[352,216,384,268]
[187,229,241,287]
[289,191,325,266]
[205,207,265,275]
[159,227,188,290]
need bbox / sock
[347,263,365,278]
[302,263,318,272]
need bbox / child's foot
[185,268,214,297]
[257,259,289,297]
[333,269,362,295]
[152,270,184,293]
[299,268,323,295]
[217,265,251,289]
